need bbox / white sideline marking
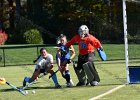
[89,84,125,100]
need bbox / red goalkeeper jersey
[66,34,102,55]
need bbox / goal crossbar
[126,0,140,3]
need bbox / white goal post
[122,0,129,83]
[122,0,140,83]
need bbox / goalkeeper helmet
[78,25,89,38]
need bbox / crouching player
[66,25,103,86]
[56,34,76,87]
[23,48,61,88]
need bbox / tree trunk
[0,0,4,30]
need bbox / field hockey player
[56,34,76,87]
[23,48,61,88]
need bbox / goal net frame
[122,0,140,84]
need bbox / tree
[7,0,15,29]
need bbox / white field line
[89,84,126,100]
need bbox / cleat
[55,84,62,88]
[76,82,86,86]
[66,82,71,87]
[90,81,99,86]
[66,79,74,87]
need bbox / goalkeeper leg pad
[87,62,100,82]
[73,62,86,85]
[83,63,94,83]
[83,62,100,83]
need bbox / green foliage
[23,29,43,44]
[1,0,140,44]
[128,34,140,43]
[8,16,44,44]
[0,31,8,45]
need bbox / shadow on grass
[0,83,125,93]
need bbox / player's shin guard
[87,62,100,82]
[83,63,94,83]
[65,70,70,83]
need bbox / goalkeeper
[65,25,104,86]
[23,48,61,88]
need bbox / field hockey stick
[49,69,59,79]
[0,78,26,95]
[6,82,26,95]
[53,46,72,50]
[21,74,46,91]
[20,80,36,91]
[72,60,78,70]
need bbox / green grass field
[0,44,140,100]
[0,61,140,100]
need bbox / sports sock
[65,70,70,83]
[52,73,59,85]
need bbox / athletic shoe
[66,82,71,87]
[76,82,86,86]
[55,84,62,88]
[23,77,27,87]
[90,81,99,86]
[66,79,74,87]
